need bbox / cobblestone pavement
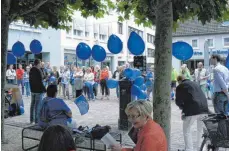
[2,88,227,151]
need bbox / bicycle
[4,90,12,118]
[200,113,229,151]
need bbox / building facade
[7,12,156,72]
[172,19,229,73]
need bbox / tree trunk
[1,14,10,143]
[153,0,173,149]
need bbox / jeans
[116,86,120,98]
[213,93,228,113]
[86,82,94,100]
[30,93,43,123]
[7,79,15,84]
[24,82,30,97]
[183,114,206,151]
[93,83,98,98]
[71,84,75,98]
[17,79,24,95]
[62,83,69,99]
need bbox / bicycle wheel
[200,137,219,151]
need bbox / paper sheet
[101,133,118,146]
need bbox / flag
[74,95,89,115]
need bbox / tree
[117,0,229,148]
[1,0,114,142]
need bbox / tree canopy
[117,0,229,28]
[3,0,115,29]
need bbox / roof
[173,19,229,37]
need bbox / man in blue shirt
[210,54,229,113]
[39,85,73,129]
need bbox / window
[191,39,199,48]
[94,33,98,39]
[118,22,123,34]
[207,38,214,48]
[73,29,83,36]
[147,34,154,44]
[128,26,143,38]
[223,37,229,47]
[85,32,89,37]
[99,34,107,41]
[147,48,155,57]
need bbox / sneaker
[101,96,104,100]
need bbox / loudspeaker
[118,79,132,130]
[134,56,146,72]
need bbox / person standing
[24,66,31,97]
[194,62,209,98]
[94,65,101,100]
[70,66,76,98]
[84,67,95,101]
[50,66,59,85]
[180,64,192,80]
[100,67,109,100]
[61,66,70,100]
[6,65,16,84]
[176,75,209,151]
[210,54,229,113]
[113,66,120,98]
[171,67,178,100]
[45,62,52,85]
[16,64,25,95]
[74,67,84,98]
[145,66,154,100]
[29,59,46,124]
[58,66,65,96]
[40,62,48,88]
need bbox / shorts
[171,81,177,88]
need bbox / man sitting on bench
[39,85,76,129]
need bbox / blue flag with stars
[74,95,89,115]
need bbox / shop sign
[193,49,229,56]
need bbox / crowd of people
[6,54,229,151]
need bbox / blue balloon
[128,31,145,55]
[49,76,56,82]
[129,69,141,81]
[140,84,147,91]
[30,39,42,54]
[12,41,25,57]
[76,42,91,60]
[131,85,141,96]
[7,53,16,64]
[20,106,24,114]
[107,34,123,54]
[134,76,144,86]
[106,79,119,89]
[225,51,229,69]
[172,42,193,61]
[137,91,147,100]
[124,68,133,79]
[92,45,106,62]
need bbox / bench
[22,125,122,151]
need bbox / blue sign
[74,95,89,115]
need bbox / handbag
[89,124,111,139]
